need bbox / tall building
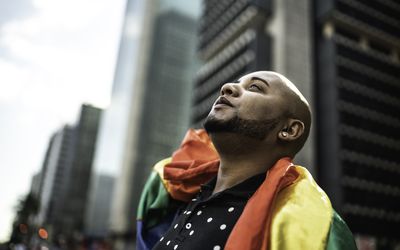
[29,172,42,199]
[84,0,146,240]
[134,10,197,186]
[33,130,57,208]
[315,0,400,248]
[85,1,201,248]
[110,2,200,245]
[120,8,197,235]
[85,173,115,237]
[35,104,102,245]
[57,105,102,241]
[36,125,75,229]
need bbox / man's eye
[249,84,262,91]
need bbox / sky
[0,0,126,241]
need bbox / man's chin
[203,116,231,133]
[204,115,279,141]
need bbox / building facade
[35,104,102,245]
[86,1,201,248]
[57,105,102,242]
[36,125,75,229]
[85,174,115,237]
[109,3,200,247]
[121,9,198,238]
[315,0,400,248]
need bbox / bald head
[267,72,311,155]
[233,71,311,155]
[205,70,312,157]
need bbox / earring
[282,132,288,137]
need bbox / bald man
[145,71,356,250]
[203,71,312,194]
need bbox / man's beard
[203,114,280,141]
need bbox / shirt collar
[200,172,266,200]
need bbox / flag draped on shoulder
[137,129,357,250]
[136,129,219,250]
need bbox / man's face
[204,71,287,140]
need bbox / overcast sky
[0,0,126,241]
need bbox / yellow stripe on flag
[153,157,172,190]
[270,166,333,250]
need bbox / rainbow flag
[136,130,357,250]
[137,129,219,250]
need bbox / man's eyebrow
[250,77,270,87]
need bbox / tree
[9,193,40,245]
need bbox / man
[137,71,356,250]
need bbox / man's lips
[215,96,233,107]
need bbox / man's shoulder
[326,210,357,250]
[269,165,356,250]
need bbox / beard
[203,113,280,141]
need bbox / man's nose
[220,83,240,97]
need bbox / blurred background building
[85,173,115,238]
[85,0,200,248]
[35,125,75,236]
[9,0,399,249]
[25,104,102,248]
[315,1,400,249]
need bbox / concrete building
[36,125,75,229]
[56,105,102,242]
[85,0,200,248]
[109,2,200,246]
[35,104,101,245]
[29,172,42,199]
[85,173,115,237]
[315,0,400,248]
[133,10,198,188]
[84,0,147,240]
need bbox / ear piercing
[282,132,288,137]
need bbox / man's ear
[278,119,305,141]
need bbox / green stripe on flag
[326,211,357,250]
[137,170,171,229]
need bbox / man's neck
[209,132,281,194]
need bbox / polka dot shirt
[152,173,265,250]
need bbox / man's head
[204,71,311,157]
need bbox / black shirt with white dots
[152,173,266,250]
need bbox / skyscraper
[86,1,201,248]
[110,3,199,247]
[35,104,102,245]
[85,173,115,237]
[120,9,198,235]
[315,0,400,248]
[58,105,102,241]
[134,9,197,183]
[29,172,42,199]
[36,125,75,229]
[84,0,148,240]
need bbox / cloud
[0,60,29,102]
[0,0,36,25]
[0,0,126,241]
[0,0,126,110]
